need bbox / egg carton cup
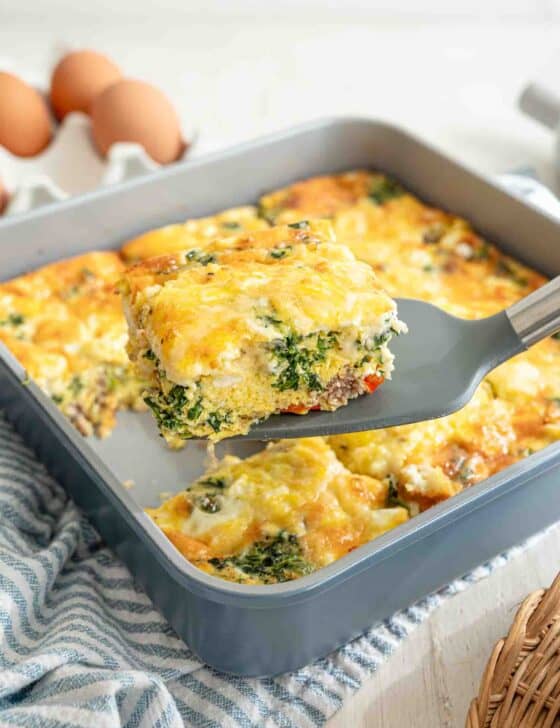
[0,110,198,217]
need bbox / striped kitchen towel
[0,173,557,728]
[0,414,540,728]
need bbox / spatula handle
[506,276,560,347]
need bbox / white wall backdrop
[0,0,558,187]
[3,0,560,18]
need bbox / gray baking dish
[1,118,560,677]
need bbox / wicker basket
[467,572,560,727]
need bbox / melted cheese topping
[122,221,404,442]
[121,206,269,262]
[0,252,146,436]
[147,438,408,583]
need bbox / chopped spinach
[143,349,157,361]
[185,249,217,266]
[144,379,232,437]
[68,376,83,397]
[166,385,189,408]
[552,332,560,342]
[144,385,192,433]
[269,246,292,259]
[105,366,125,393]
[257,202,280,225]
[258,313,282,327]
[209,531,313,583]
[196,494,221,513]
[51,394,64,404]
[422,225,445,244]
[369,178,404,205]
[372,331,391,348]
[197,476,228,490]
[221,221,241,230]
[269,331,338,392]
[457,462,476,485]
[187,398,203,421]
[288,220,310,230]
[207,411,231,433]
[0,312,25,327]
[495,259,528,287]
[317,331,339,354]
[61,285,80,299]
[358,329,392,352]
[355,354,372,368]
[471,242,490,260]
[386,475,409,512]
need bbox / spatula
[238,276,560,440]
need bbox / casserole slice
[146,438,409,584]
[120,221,406,443]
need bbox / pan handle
[506,276,560,347]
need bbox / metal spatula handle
[507,276,560,347]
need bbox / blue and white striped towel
[0,415,535,728]
[0,174,558,728]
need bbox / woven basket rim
[467,572,560,728]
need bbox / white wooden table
[328,524,560,727]
[1,5,560,725]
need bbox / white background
[0,0,559,188]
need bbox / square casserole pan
[1,118,560,677]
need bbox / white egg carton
[0,108,197,216]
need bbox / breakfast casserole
[0,251,145,437]
[1,169,559,587]
[120,220,405,443]
[146,437,409,584]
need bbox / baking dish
[1,117,560,677]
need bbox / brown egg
[50,49,122,120]
[91,79,183,164]
[0,72,52,157]
[0,178,8,214]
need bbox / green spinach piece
[258,313,282,328]
[185,249,217,266]
[209,531,313,583]
[68,376,84,397]
[197,476,228,490]
[269,331,337,392]
[495,259,528,287]
[196,494,221,513]
[269,246,292,259]
[369,178,404,205]
[0,313,25,327]
[187,399,203,421]
[207,411,231,433]
[386,475,410,512]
